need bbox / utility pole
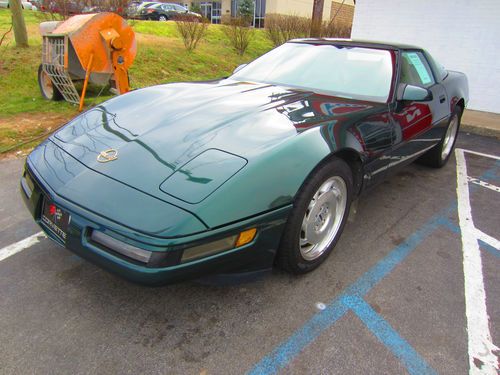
[310,0,324,37]
[9,0,28,47]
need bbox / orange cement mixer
[38,12,137,111]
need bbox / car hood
[51,79,381,211]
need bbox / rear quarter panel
[443,70,469,111]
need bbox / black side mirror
[397,83,433,102]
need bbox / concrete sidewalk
[462,109,500,138]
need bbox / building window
[200,2,221,23]
[212,1,221,24]
[230,0,266,27]
[253,0,265,28]
[231,0,238,17]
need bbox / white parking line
[467,177,500,193]
[455,148,499,374]
[0,231,46,262]
[475,229,500,252]
[463,149,500,161]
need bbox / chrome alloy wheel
[441,114,459,160]
[299,176,347,261]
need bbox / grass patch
[0,9,273,154]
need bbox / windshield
[230,43,394,103]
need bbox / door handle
[439,95,446,103]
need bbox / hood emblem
[97,149,118,163]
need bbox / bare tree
[35,0,130,20]
[265,14,311,47]
[321,19,351,38]
[222,16,253,56]
[174,15,209,52]
[0,23,13,48]
[9,0,28,47]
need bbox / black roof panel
[289,38,423,51]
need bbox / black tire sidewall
[278,158,353,274]
[417,105,462,168]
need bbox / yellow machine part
[52,13,136,75]
[49,12,136,109]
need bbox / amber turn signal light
[235,228,257,247]
[181,228,258,263]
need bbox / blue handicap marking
[247,157,500,375]
[247,213,444,375]
[342,295,437,375]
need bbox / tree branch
[0,22,13,48]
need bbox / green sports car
[21,39,469,284]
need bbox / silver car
[0,0,35,10]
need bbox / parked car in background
[0,0,35,10]
[138,2,201,21]
[45,0,83,16]
[29,0,44,11]
[129,1,157,18]
[85,3,126,17]
[126,0,143,18]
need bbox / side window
[162,4,173,11]
[400,51,435,88]
[425,52,448,81]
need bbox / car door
[173,4,187,15]
[388,50,450,167]
[161,4,175,17]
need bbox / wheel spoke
[300,237,309,247]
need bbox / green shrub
[321,20,352,38]
[222,16,253,56]
[264,14,311,47]
[174,14,209,52]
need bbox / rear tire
[277,157,353,274]
[38,65,63,101]
[418,106,462,168]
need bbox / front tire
[277,158,353,274]
[418,106,462,168]
[158,15,168,21]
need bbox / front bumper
[21,160,291,285]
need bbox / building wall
[329,2,353,28]
[221,0,230,17]
[266,0,354,22]
[192,0,355,29]
[351,0,500,113]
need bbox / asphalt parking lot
[0,132,498,375]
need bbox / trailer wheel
[38,65,63,101]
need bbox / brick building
[329,1,354,28]
[186,0,354,28]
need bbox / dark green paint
[21,40,469,284]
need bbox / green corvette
[21,39,468,284]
